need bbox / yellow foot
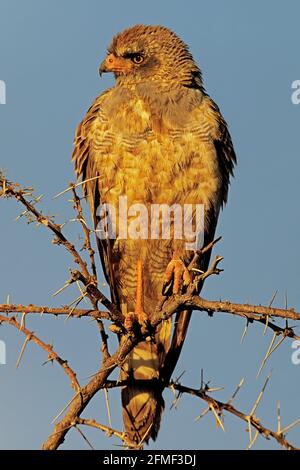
[124,312,136,331]
[136,309,148,325]
[124,309,148,331]
[162,253,191,295]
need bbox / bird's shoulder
[194,94,236,205]
[72,88,114,179]
[187,94,226,139]
[74,88,113,140]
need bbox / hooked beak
[99,53,133,76]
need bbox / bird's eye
[131,54,144,64]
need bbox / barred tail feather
[121,320,171,446]
[122,381,164,445]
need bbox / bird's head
[99,24,202,89]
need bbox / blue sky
[0,0,300,450]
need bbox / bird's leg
[162,250,191,295]
[124,259,148,330]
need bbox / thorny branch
[0,299,299,339]
[0,175,122,324]
[101,377,299,450]
[169,381,299,451]
[70,184,97,279]
[1,173,300,450]
[75,418,134,448]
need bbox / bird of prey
[72,24,236,446]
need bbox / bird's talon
[124,310,148,331]
[109,323,122,334]
[124,312,135,331]
[162,255,191,295]
[137,310,148,325]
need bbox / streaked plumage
[72,24,236,446]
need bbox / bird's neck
[114,79,204,128]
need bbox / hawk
[72,24,236,446]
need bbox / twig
[1,293,300,340]
[76,418,133,448]
[1,179,90,279]
[0,177,123,324]
[155,295,300,340]
[169,381,299,450]
[41,330,142,450]
[0,304,110,319]
[71,185,97,279]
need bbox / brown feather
[72,24,236,445]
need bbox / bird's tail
[121,319,171,446]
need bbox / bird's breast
[94,97,221,215]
